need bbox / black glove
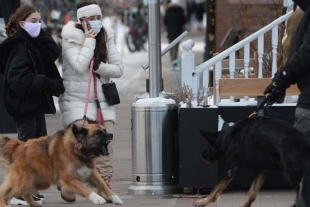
[274,66,295,85]
[264,84,286,105]
[263,82,275,95]
[43,77,65,97]
[263,69,288,105]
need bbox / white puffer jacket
[59,20,124,128]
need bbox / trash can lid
[134,97,176,105]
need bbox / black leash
[248,96,284,119]
[248,98,268,118]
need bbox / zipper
[26,42,56,114]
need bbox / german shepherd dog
[0,123,123,207]
[193,116,310,207]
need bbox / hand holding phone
[80,17,91,30]
[80,17,97,38]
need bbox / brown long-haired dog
[0,124,123,207]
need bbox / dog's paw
[239,203,251,207]
[109,194,123,205]
[88,192,106,205]
[193,198,209,207]
[30,200,43,207]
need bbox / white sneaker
[10,197,28,206]
[32,193,45,203]
[10,196,43,206]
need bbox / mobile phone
[80,17,91,30]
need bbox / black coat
[0,29,61,122]
[285,0,310,109]
[293,0,310,12]
[164,4,186,41]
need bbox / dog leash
[248,96,284,119]
[93,68,104,125]
[248,97,268,118]
[82,58,105,126]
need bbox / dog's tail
[0,136,22,168]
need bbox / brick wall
[215,0,283,52]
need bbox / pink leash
[83,58,104,126]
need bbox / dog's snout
[108,133,113,140]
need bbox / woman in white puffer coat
[58,0,123,202]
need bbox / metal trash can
[128,97,182,195]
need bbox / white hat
[76,4,102,22]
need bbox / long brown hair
[5,5,39,37]
[76,0,108,67]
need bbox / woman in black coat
[0,5,64,142]
[264,1,310,205]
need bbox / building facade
[215,0,283,53]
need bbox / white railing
[181,10,293,106]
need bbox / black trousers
[16,114,47,141]
[293,107,310,207]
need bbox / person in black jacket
[264,0,310,135]
[194,0,205,31]
[264,1,310,206]
[0,5,64,205]
[0,5,64,142]
[164,0,186,61]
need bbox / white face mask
[88,20,102,33]
[22,21,41,38]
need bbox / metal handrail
[180,10,294,107]
[193,10,293,75]
[141,31,189,70]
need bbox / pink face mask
[22,21,41,38]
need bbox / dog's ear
[72,124,88,141]
[222,122,229,130]
[199,130,219,144]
